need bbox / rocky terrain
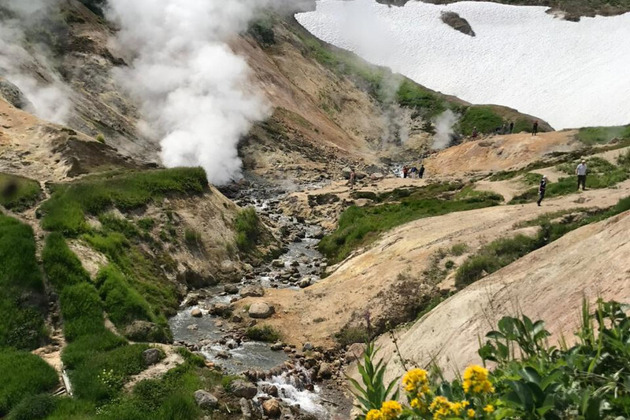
[1,1,629,419]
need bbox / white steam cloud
[106,0,293,185]
[432,109,458,149]
[0,0,73,124]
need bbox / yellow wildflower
[429,396,453,420]
[402,368,429,393]
[366,409,384,420]
[483,404,495,413]
[463,365,495,394]
[467,408,476,418]
[380,400,402,419]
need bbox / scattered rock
[318,362,333,379]
[187,324,198,331]
[124,320,161,342]
[441,11,476,37]
[191,308,203,318]
[241,285,265,298]
[232,315,243,323]
[346,343,367,362]
[0,77,32,110]
[226,339,239,349]
[231,380,258,399]
[299,278,311,289]
[370,172,385,180]
[224,284,239,294]
[302,342,314,351]
[209,303,231,316]
[271,342,284,351]
[142,348,162,366]
[240,398,253,419]
[262,398,282,418]
[261,384,279,397]
[194,390,218,410]
[178,269,218,289]
[248,302,275,319]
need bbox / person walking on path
[532,120,538,136]
[402,165,409,179]
[576,159,587,191]
[509,121,514,134]
[419,164,425,179]
[537,175,547,206]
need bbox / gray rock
[178,269,218,289]
[224,284,239,294]
[0,77,32,110]
[191,308,203,318]
[248,302,275,319]
[318,362,333,379]
[231,380,258,399]
[271,342,284,351]
[226,339,238,349]
[209,303,231,316]
[302,342,314,351]
[261,384,279,397]
[194,390,218,409]
[299,278,311,289]
[241,285,265,298]
[240,398,252,419]
[142,348,162,366]
[124,320,160,342]
[370,172,385,180]
[441,11,476,37]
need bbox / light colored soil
[425,131,579,176]
[372,209,630,384]
[238,178,630,348]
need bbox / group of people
[537,159,588,206]
[471,120,539,139]
[402,164,425,179]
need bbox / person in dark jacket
[419,164,425,179]
[532,120,539,136]
[509,121,514,134]
[537,175,547,206]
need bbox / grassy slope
[319,183,503,263]
[0,173,42,212]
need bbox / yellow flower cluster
[428,396,470,420]
[366,401,402,420]
[463,365,495,394]
[402,368,430,394]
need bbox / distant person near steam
[532,120,539,136]
[402,165,409,178]
[576,159,588,191]
[509,121,514,134]
[419,164,425,179]
[349,168,356,190]
[537,175,547,206]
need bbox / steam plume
[432,109,458,149]
[0,0,73,124]
[106,0,288,185]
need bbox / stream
[169,179,346,419]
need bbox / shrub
[245,325,281,342]
[336,325,370,347]
[396,80,446,118]
[0,349,58,416]
[235,207,261,252]
[450,243,469,256]
[248,18,276,46]
[0,173,42,211]
[184,228,202,249]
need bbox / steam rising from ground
[432,110,458,149]
[107,0,297,185]
[0,0,73,123]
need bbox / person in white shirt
[576,159,587,191]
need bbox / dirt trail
[240,179,630,348]
[372,209,630,384]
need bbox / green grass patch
[319,183,503,263]
[576,124,630,145]
[6,393,56,420]
[245,325,281,343]
[450,243,469,256]
[396,79,447,119]
[0,215,47,350]
[235,207,262,252]
[39,167,207,236]
[0,349,58,416]
[458,106,504,135]
[335,325,370,347]
[0,173,42,212]
[42,233,91,290]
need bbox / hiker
[509,121,514,134]
[532,120,539,136]
[501,123,507,134]
[402,165,409,179]
[576,159,587,191]
[349,168,356,190]
[472,126,478,139]
[537,175,547,206]
[410,166,418,178]
[419,164,425,179]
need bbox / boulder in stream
[194,390,218,409]
[231,379,258,399]
[191,308,203,318]
[262,398,282,418]
[241,285,265,298]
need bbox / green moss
[60,283,106,341]
[42,233,91,290]
[39,167,208,236]
[0,215,47,350]
[396,80,447,119]
[0,349,58,416]
[0,173,42,211]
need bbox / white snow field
[296,0,630,129]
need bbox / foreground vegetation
[353,299,630,419]
[319,183,503,263]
